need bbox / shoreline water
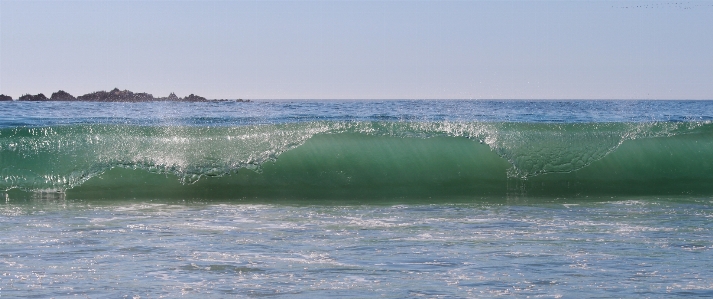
[2,197,713,297]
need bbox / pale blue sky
[1,0,712,99]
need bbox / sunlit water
[3,100,713,297]
[2,197,713,298]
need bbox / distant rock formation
[182,94,208,102]
[50,90,76,101]
[164,92,179,101]
[12,88,249,102]
[18,93,49,101]
[76,88,219,102]
[77,88,154,102]
[156,92,210,101]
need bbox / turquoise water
[2,100,713,297]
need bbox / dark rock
[18,93,49,101]
[77,88,155,102]
[50,90,76,101]
[0,94,12,101]
[181,94,208,102]
[13,88,225,102]
[166,92,179,101]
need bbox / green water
[8,128,691,200]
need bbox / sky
[1,0,712,100]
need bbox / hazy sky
[1,0,712,99]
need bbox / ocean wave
[2,121,712,197]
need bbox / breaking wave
[2,121,713,198]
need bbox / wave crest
[1,121,710,191]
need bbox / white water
[1,197,713,297]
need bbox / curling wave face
[2,120,713,198]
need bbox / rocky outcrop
[18,93,49,101]
[181,94,208,102]
[50,90,76,101]
[13,88,247,102]
[166,92,179,101]
[76,88,154,102]
[0,94,12,101]
[157,93,214,102]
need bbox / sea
[1,100,713,298]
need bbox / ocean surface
[2,100,713,297]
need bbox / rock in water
[50,90,76,101]
[181,94,208,102]
[167,92,179,101]
[77,88,155,102]
[12,88,221,102]
[18,93,49,101]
